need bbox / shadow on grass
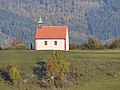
[33,61,47,79]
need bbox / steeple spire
[38,16,43,28]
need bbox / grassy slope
[67,50,120,60]
[0,50,120,90]
[67,73,120,90]
[0,50,52,73]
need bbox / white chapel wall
[36,39,65,50]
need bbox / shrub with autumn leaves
[46,51,69,87]
[36,51,69,88]
[1,66,20,83]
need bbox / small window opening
[54,41,57,45]
[44,41,47,45]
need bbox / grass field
[0,50,120,90]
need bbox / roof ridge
[43,26,67,27]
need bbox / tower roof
[38,16,43,24]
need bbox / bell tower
[38,16,43,28]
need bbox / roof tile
[36,26,67,39]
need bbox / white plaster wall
[36,39,65,50]
[66,28,69,50]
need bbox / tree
[0,46,2,50]
[87,38,102,49]
[11,37,20,46]
[4,37,27,50]
[46,51,69,87]
[110,39,120,49]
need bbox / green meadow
[0,50,120,90]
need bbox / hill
[0,50,120,90]
[0,31,10,47]
[0,0,120,48]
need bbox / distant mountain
[0,0,120,48]
[0,31,11,47]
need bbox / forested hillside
[0,0,120,48]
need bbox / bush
[4,44,27,50]
[35,51,70,88]
[4,46,16,50]
[70,38,102,50]
[69,44,77,50]
[110,39,120,49]
[8,66,20,82]
[0,46,2,50]
[1,66,20,83]
[79,43,88,50]
[4,37,27,50]
[70,44,88,50]
[87,38,102,49]
[15,44,27,50]
[1,66,11,81]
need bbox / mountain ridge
[0,0,120,48]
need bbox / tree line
[0,38,120,50]
[70,38,120,50]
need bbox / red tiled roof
[36,26,67,39]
